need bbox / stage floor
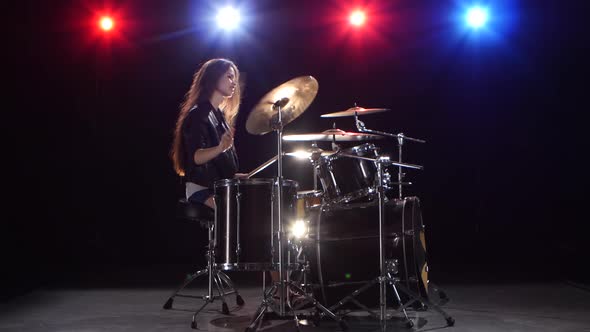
[1,269,589,332]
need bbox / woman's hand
[218,131,234,153]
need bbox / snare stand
[245,99,347,332]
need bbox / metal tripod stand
[245,99,347,332]
[162,220,245,329]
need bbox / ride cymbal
[320,106,390,118]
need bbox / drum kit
[196,76,453,331]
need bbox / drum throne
[162,198,245,329]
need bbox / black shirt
[182,101,239,188]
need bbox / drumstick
[220,119,234,138]
[247,155,279,178]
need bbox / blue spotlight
[466,6,489,29]
[216,6,240,30]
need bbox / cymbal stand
[354,111,425,198]
[310,142,320,190]
[245,99,346,332]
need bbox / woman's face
[216,66,237,98]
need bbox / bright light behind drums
[286,150,312,159]
[289,219,308,239]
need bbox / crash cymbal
[283,129,384,142]
[246,76,319,135]
[320,106,390,118]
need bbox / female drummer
[171,58,289,294]
[171,58,247,209]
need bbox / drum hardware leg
[212,273,230,315]
[214,271,242,302]
[289,260,318,311]
[246,252,346,331]
[286,280,349,331]
[191,300,210,329]
[246,279,348,332]
[327,279,382,318]
[313,260,421,326]
[427,281,450,306]
[314,274,414,327]
[387,276,454,327]
[189,266,244,329]
[245,283,277,331]
[189,265,226,329]
[163,268,208,309]
[284,283,303,332]
[349,298,379,318]
[218,271,245,306]
[386,274,413,327]
[161,220,242,329]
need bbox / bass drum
[303,197,429,309]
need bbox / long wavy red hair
[170,58,241,176]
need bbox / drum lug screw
[386,259,399,274]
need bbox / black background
[5,0,588,297]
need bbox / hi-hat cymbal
[283,129,384,142]
[285,146,336,158]
[246,76,319,135]
[320,106,390,118]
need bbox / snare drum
[296,190,323,218]
[213,178,299,271]
[317,143,389,205]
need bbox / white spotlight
[216,6,240,30]
[466,6,488,29]
[349,10,366,27]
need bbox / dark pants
[188,189,213,205]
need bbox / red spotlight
[349,10,366,27]
[99,16,114,31]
